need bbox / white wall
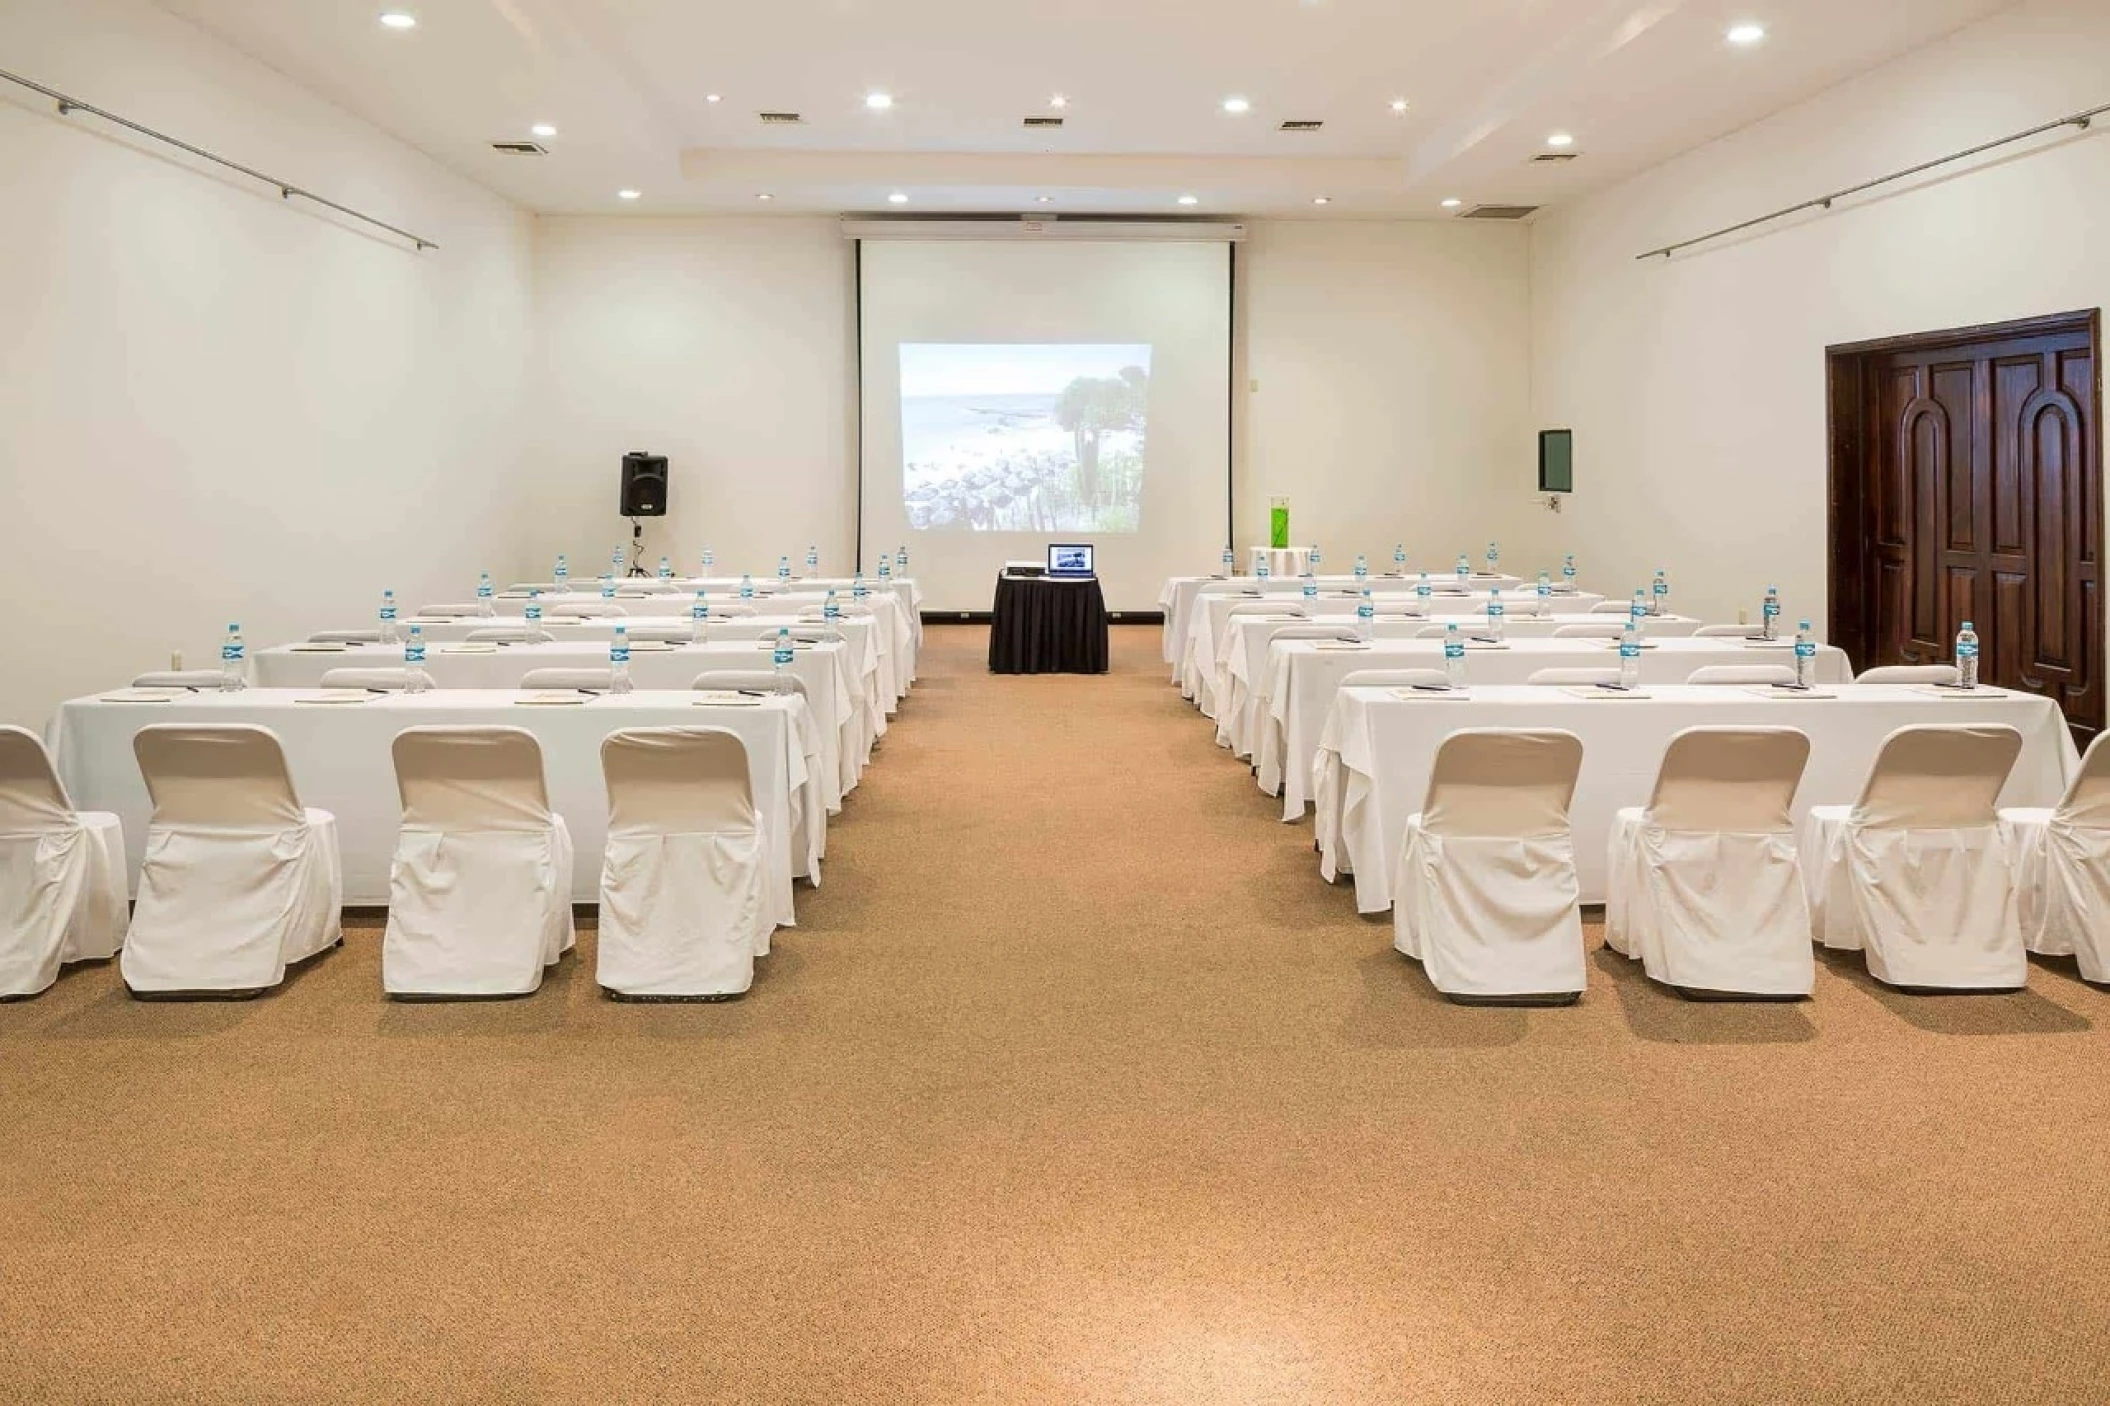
[1238,220,1538,574]
[1528,0,2110,634]
[528,216,856,580]
[0,0,534,729]
[528,215,1535,591]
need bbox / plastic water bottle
[739,573,755,599]
[1455,553,1470,583]
[553,554,569,590]
[1486,588,1506,643]
[1761,585,1781,641]
[523,591,547,641]
[476,571,494,613]
[1485,541,1500,573]
[852,573,869,602]
[657,555,672,580]
[1651,568,1670,616]
[599,573,617,600]
[1415,572,1432,610]
[1393,543,1407,574]
[806,544,820,576]
[772,627,795,692]
[1630,589,1649,637]
[609,625,633,695]
[1956,621,1979,689]
[1443,625,1466,689]
[1354,554,1369,582]
[895,546,908,572]
[378,589,399,645]
[1794,620,1816,689]
[1308,544,1323,573]
[1221,545,1235,577]
[1356,586,1375,641]
[701,546,714,572]
[1302,575,1319,606]
[1256,557,1271,580]
[403,623,427,688]
[1618,620,1641,689]
[878,555,893,581]
[220,623,246,691]
[1562,553,1577,589]
[777,554,792,582]
[824,588,841,622]
[1536,572,1552,612]
[690,592,710,640]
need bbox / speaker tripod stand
[626,517,650,577]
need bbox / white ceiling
[154,0,2013,218]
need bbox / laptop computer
[1047,543,1095,578]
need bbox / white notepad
[288,642,350,653]
[691,692,764,707]
[294,692,374,705]
[513,692,590,706]
[1562,687,1650,700]
[1388,687,1469,701]
[98,689,180,703]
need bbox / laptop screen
[1048,544,1094,575]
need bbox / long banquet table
[1255,635,1855,818]
[48,689,829,922]
[1310,682,2078,912]
[484,587,921,677]
[1160,572,1534,676]
[255,638,866,803]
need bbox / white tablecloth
[1258,636,1855,819]
[47,689,828,922]
[255,639,865,804]
[1311,682,2077,912]
[1160,574,1531,673]
[1214,612,1702,753]
[1173,581,1603,706]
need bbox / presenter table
[988,573,1109,674]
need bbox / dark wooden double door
[1829,311,2104,744]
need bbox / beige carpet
[5,623,2110,1404]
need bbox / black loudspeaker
[620,451,668,517]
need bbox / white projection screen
[857,237,1233,614]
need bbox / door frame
[1825,307,2104,680]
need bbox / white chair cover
[0,726,128,998]
[691,670,808,699]
[1605,727,1813,996]
[597,728,769,998]
[383,727,574,997]
[1855,664,1960,685]
[1414,624,1456,639]
[1527,667,1621,686]
[1339,669,1450,689]
[545,601,628,618]
[1590,601,1635,613]
[1998,732,2110,981]
[1799,724,2025,989]
[1394,729,1586,1001]
[1552,622,1624,639]
[703,603,757,618]
[317,667,436,691]
[519,667,617,691]
[121,725,342,995]
[790,627,846,644]
[465,625,551,644]
[309,630,383,644]
[1684,664,1798,686]
[131,671,229,689]
[1270,625,1362,643]
[417,601,497,619]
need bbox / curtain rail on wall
[1636,102,2109,262]
[0,66,438,251]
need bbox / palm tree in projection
[1054,365,1148,514]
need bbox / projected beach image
[900,343,1150,532]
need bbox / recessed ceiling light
[866,92,894,111]
[1546,132,1575,148]
[1177,194,1199,206]
[1312,196,1330,205]
[617,189,641,200]
[706,93,722,104]
[1727,22,1766,45]
[1049,94,1069,109]
[1389,98,1409,114]
[1221,96,1251,114]
[887,191,909,204]
[530,123,557,138]
[756,192,774,201]
[1441,198,1463,209]
[378,11,416,29]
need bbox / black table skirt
[988,573,1109,674]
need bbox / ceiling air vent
[1279,119,1324,132]
[489,141,547,156]
[758,111,804,126]
[1460,204,1539,220]
[1023,115,1065,129]
[1530,151,1579,163]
